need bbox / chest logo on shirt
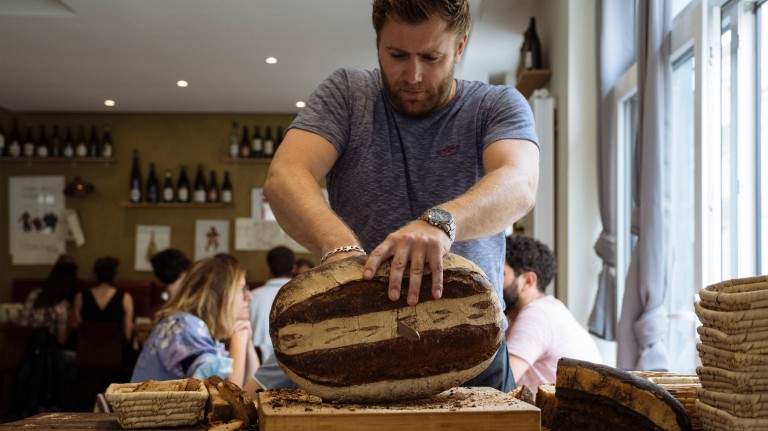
[437,144,460,157]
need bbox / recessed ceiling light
[177,80,189,87]
[266,57,278,64]
[296,101,306,108]
[104,99,116,107]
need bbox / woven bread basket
[694,301,768,331]
[697,343,768,369]
[697,365,768,394]
[699,288,768,311]
[697,388,768,418]
[630,372,703,430]
[704,275,768,293]
[696,399,768,430]
[105,380,208,429]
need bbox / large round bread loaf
[269,252,503,403]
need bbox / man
[150,248,191,302]
[504,236,602,392]
[262,0,539,392]
[249,246,295,363]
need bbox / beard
[380,63,455,116]
[503,279,520,312]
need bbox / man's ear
[455,33,468,63]
[520,271,539,292]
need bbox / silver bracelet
[320,245,366,263]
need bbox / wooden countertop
[0,412,201,430]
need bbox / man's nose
[403,59,422,84]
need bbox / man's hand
[363,220,452,306]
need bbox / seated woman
[130,254,260,396]
[72,256,134,343]
[20,255,79,347]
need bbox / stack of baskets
[694,275,768,430]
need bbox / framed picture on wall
[195,219,229,261]
[135,225,171,271]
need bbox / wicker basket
[694,301,768,331]
[105,380,208,429]
[697,343,768,370]
[697,388,768,418]
[704,275,768,293]
[698,325,768,344]
[630,372,703,430]
[697,366,768,394]
[696,399,768,431]
[699,288,768,311]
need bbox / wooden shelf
[516,69,552,99]
[0,156,116,164]
[120,201,233,208]
[223,157,273,164]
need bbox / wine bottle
[0,118,6,157]
[523,17,542,70]
[229,121,239,158]
[162,169,175,202]
[36,125,49,157]
[176,165,191,203]
[145,163,160,203]
[75,125,88,157]
[221,170,233,204]
[263,126,275,158]
[193,164,207,203]
[62,127,75,158]
[239,125,251,158]
[207,170,220,202]
[101,126,113,157]
[23,125,35,157]
[8,120,21,157]
[251,126,263,158]
[88,125,100,157]
[129,149,143,202]
[50,126,61,157]
[275,126,284,154]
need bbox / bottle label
[76,145,88,157]
[102,144,113,158]
[130,189,141,202]
[178,188,189,202]
[264,141,274,157]
[36,146,48,157]
[222,190,232,203]
[194,190,206,203]
[9,142,21,157]
[252,138,263,152]
[23,143,35,157]
[63,146,74,157]
[230,143,239,158]
[163,188,174,201]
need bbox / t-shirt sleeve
[506,304,552,366]
[481,86,539,151]
[289,68,353,154]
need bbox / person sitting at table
[150,248,191,303]
[249,246,294,363]
[14,255,79,415]
[292,257,314,276]
[130,254,261,396]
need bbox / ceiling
[0,0,527,114]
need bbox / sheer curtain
[616,0,672,371]
[588,0,635,342]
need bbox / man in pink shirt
[504,236,602,393]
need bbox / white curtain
[616,0,672,371]
[588,0,635,342]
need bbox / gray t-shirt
[290,68,538,310]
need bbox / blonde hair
[154,254,244,340]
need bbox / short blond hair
[154,254,244,340]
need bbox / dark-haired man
[150,248,191,302]
[504,236,602,393]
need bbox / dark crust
[552,388,665,431]
[272,269,492,329]
[275,323,501,386]
[556,358,692,431]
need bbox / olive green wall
[0,109,309,302]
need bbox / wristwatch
[420,207,456,242]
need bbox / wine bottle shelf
[0,156,116,164]
[516,69,552,99]
[120,201,233,208]
[223,157,273,164]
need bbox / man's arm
[263,128,364,261]
[363,138,540,305]
[509,353,532,386]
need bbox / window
[759,3,768,273]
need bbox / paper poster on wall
[251,187,329,221]
[135,225,171,271]
[9,176,66,265]
[195,219,229,261]
[234,218,308,253]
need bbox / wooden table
[0,413,201,430]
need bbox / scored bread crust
[270,252,503,403]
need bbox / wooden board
[257,387,540,431]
